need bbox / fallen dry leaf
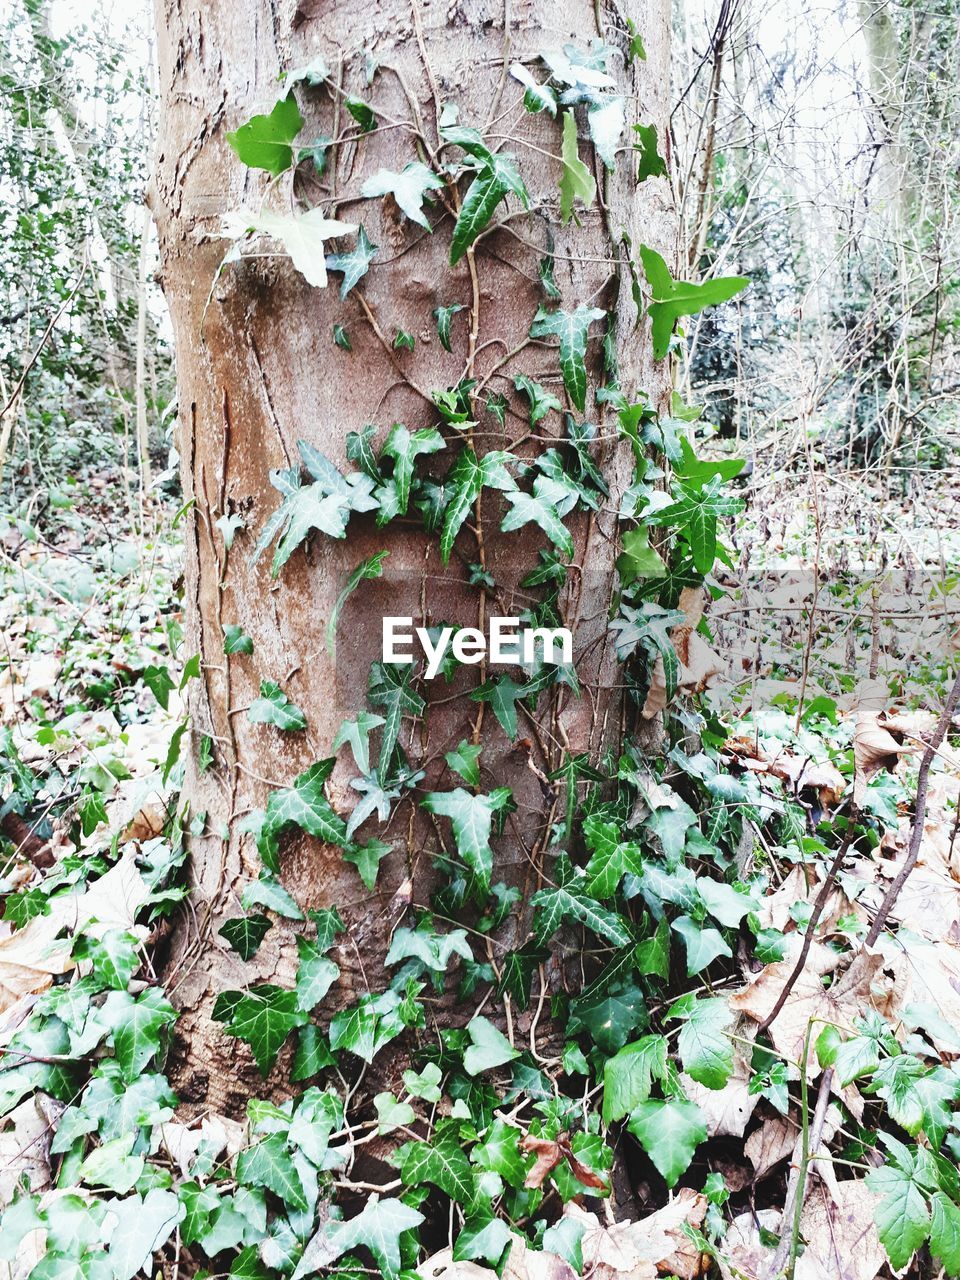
[744,1113,796,1181]
[566,1189,707,1280]
[718,1210,780,1280]
[642,587,725,720]
[520,1134,564,1189]
[794,1180,885,1280]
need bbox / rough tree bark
[151,0,673,1115]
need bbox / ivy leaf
[343,837,392,891]
[463,1016,520,1075]
[509,63,558,116]
[404,1062,443,1103]
[514,374,562,424]
[394,328,415,351]
[224,625,254,655]
[867,1162,931,1270]
[382,424,445,515]
[142,664,174,710]
[255,457,377,576]
[669,995,734,1090]
[260,761,347,869]
[602,1034,668,1124]
[638,244,749,360]
[422,787,511,888]
[226,93,303,175]
[346,97,376,131]
[529,304,605,412]
[325,226,378,299]
[295,935,340,1011]
[327,552,390,655]
[587,97,625,170]
[616,527,666,585]
[219,914,272,962]
[633,123,667,181]
[334,324,351,350]
[496,943,548,1010]
[248,680,307,731]
[439,447,517,564]
[101,988,177,1083]
[530,883,632,948]
[456,1215,512,1267]
[223,208,357,289]
[672,915,732,975]
[649,474,743,574]
[236,1135,309,1211]
[445,740,482,788]
[368,661,425,778]
[930,1192,960,1273]
[375,1091,416,1134]
[328,989,407,1063]
[385,923,472,974]
[627,1098,706,1188]
[302,1195,424,1280]
[333,711,385,776]
[501,477,574,559]
[242,875,305,920]
[543,1218,585,1273]
[362,162,445,228]
[213,985,308,1076]
[445,130,529,264]
[470,675,528,741]
[395,1136,478,1208]
[582,824,643,900]
[559,110,595,224]
[79,1133,144,1194]
[433,304,466,352]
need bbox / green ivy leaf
[616,527,666,584]
[368,661,425,778]
[501,477,574,559]
[213,985,308,1076]
[242,875,305,920]
[295,935,340,1011]
[627,1098,706,1188]
[248,680,307,731]
[514,374,562,424]
[587,97,625,170]
[422,787,511,888]
[382,424,445,516]
[362,163,445,229]
[633,123,667,181]
[375,1091,416,1134]
[328,990,408,1063]
[669,995,734,1090]
[236,1134,309,1211]
[439,447,516,564]
[638,244,749,360]
[300,1195,424,1280]
[543,1217,585,1273]
[672,915,732,975]
[444,130,529,264]
[343,837,392,891]
[529,304,606,412]
[470,675,528,741]
[559,110,595,223]
[226,93,304,175]
[224,624,254,655]
[142,664,174,710]
[867,1161,931,1270]
[463,1016,520,1075]
[346,97,376,132]
[433,303,466,352]
[395,1136,478,1208]
[219,914,272,961]
[496,943,548,1010]
[445,740,482,788]
[259,760,347,870]
[101,987,177,1083]
[509,63,558,116]
[602,1034,668,1124]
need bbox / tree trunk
[151,0,672,1115]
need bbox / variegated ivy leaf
[294,1194,424,1280]
[221,207,357,288]
[254,442,378,575]
[501,476,575,559]
[361,161,445,229]
[382,424,445,514]
[514,374,561,424]
[442,126,529,264]
[325,226,377,299]
[559,110,595,223]
[258,759,348,872]
[367,661,425,779]
[509,63,557,115]
[247,680,307,731]
[333,711,385,775]
[439,447,517,564]
[212,984,308,1076]
[433,303,465,352]
[529,304,605,411]
[421,786,512,888]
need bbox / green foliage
[226,93,304,175]
[638,244,749,359]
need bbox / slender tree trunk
[151,0,673,1113]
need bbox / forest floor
[1,449,959,1280]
